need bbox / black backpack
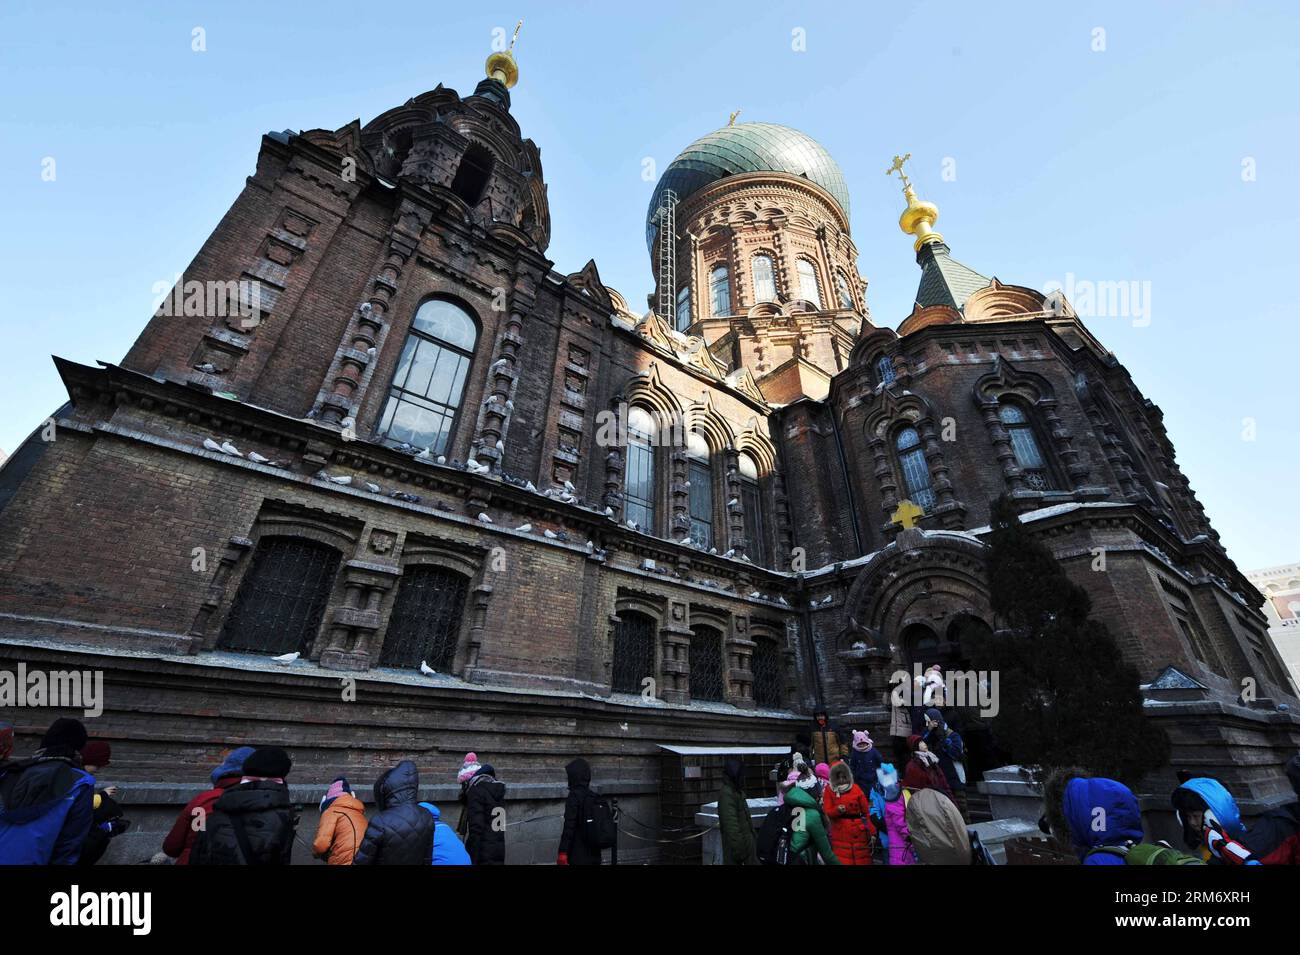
[756,802,798,865]
[582,791,618,850]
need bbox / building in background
[1,45,1296,861]
[1246,563,1300,696]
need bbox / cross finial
[509,19,523,52]
[886,153,913,191]
[729,109,742,127]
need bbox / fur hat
[852,729,872,752]
[457,752,482,784]
[829,760,855,795]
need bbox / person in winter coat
[464,764,506,865]
[847,730,884,794]
[161,745,254,864]
[353,759,434,865]
[312,776,367,865]
[78,741,129,865]
[0,717,95,864]
[811,712,847,765]
[1245,755,1300,864]
[922,708,967,818]
[453,752,481,841]
[190,746,297,865]
[781,772,839,865]
[418,802,472,865]
[1058,773,1146,865]
[822,761,875,865]
[717,754,758,865]
[876,763,914,865]
[902,735,952,797]
[906,787,970,865]
[558,757,603,865]
[813,762,831,800]
[1171,776,1259,864]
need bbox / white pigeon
[366,347,376,357]
[415,447,433,461]
[202,438,223,452]
[436,455,446,465]
[419,660,437,676]
[477,512,493,524]
[365,482,380,493]
[627,520,638,530]
[604,507,614,517]
[495,439,504,450]
[619,722,629,732]
[749,591,762,598]
[727,498,740,507]
[564,480,575,492]
[194,362,217,374]
[340,417,355,429]
[525,481,538,493]
[543,529,558,539]
[315,470,332,481]
[330,475,352,486]
[722,548,736,558]
[220,441,242,457]
[585,541,595,553]
[516,523,533,533]
[270,651,299,664]
[248,451,269,464]
[505,399,514,412]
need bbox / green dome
[647,122,851,250]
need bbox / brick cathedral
[1,47,1296,859]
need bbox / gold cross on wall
[890,499,924,529]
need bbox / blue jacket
[419,802,472,865]
[1063,777,1145,865]
[0,757,96,864]
[1176,778,1246,838]
[848,747,883,793]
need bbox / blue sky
[2,1,1296,570]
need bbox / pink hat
[457,752,482,784]
[814,762,831,781]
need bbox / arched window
[709,266,730,317]
[752,636,784,708]
[875,355,897,386]
[686,431,714,549]
[836,271,854,310]
[689,625,726,702]
[675,286,691,331]
[624,407,656,532]
[895,427,936,512]
[219,537,340,655]
[378,299,477,455]
[752,255,776,303]
[450,143,494,206]
[797,259,822,307]
[999,402,1055,490]
[739,452,769,567]
[612,610,657,694]
[379,565,469,671]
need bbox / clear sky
[2,1,1296,570]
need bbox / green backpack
[1087,842,1204,865]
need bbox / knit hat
[457,752,482,784]
[907,734,923,752]
[41,717,87,753]
[852,729,872,752]
[924,707,945,728]
[81,741,111,768]
[320,775,352,811]
[241,746,291,780]
[0,721,14,760]
[814,762,831,781]
[211,746,256,785]
[475,763,495,779]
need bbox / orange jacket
[312,793,368,865]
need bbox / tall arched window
[689,625,726,702]
[379,565,469,671]
[612,610,657,694]
[797,259,822,307]
[624,407,657,532]
[709,266,730,317]
[836,271,854,309]
[378,299,477,455]
[999,402,1054,490]
[675,286,691,331]
[686,431,714,549]
[895,427,936,512]
[219,537,340,655]
[752,636,784,708]
[739,452,769,567]
[752,255,776,303]
[875,355,897,386]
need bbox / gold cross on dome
[890,499,924,529]
[509,19,522,51]
[729,109,742,127]
[886,153,913,190]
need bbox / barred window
[752,255,776,303]
[875,355,897,386]
[739,452,769,568]
[999,402,1055,490]
[219,537,340,655]
[612,610,657,694]
[709,266,730,317]
[624,407,656,532]
[797,259,822,307]
[896,426,936,513]
[689,625,726,702]
[378,299,477,456]
[752,636,784,709]
[379,565,469,671]
[686,431,713,550]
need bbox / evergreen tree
[966,496,1168,783]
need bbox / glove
[556,852,569,866]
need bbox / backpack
[581,791,618,850]
[756,802,797,865]
[1086,842,1204,865]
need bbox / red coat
[822,782,876,865]
[162,778,240,864]
[903,757,952,798]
